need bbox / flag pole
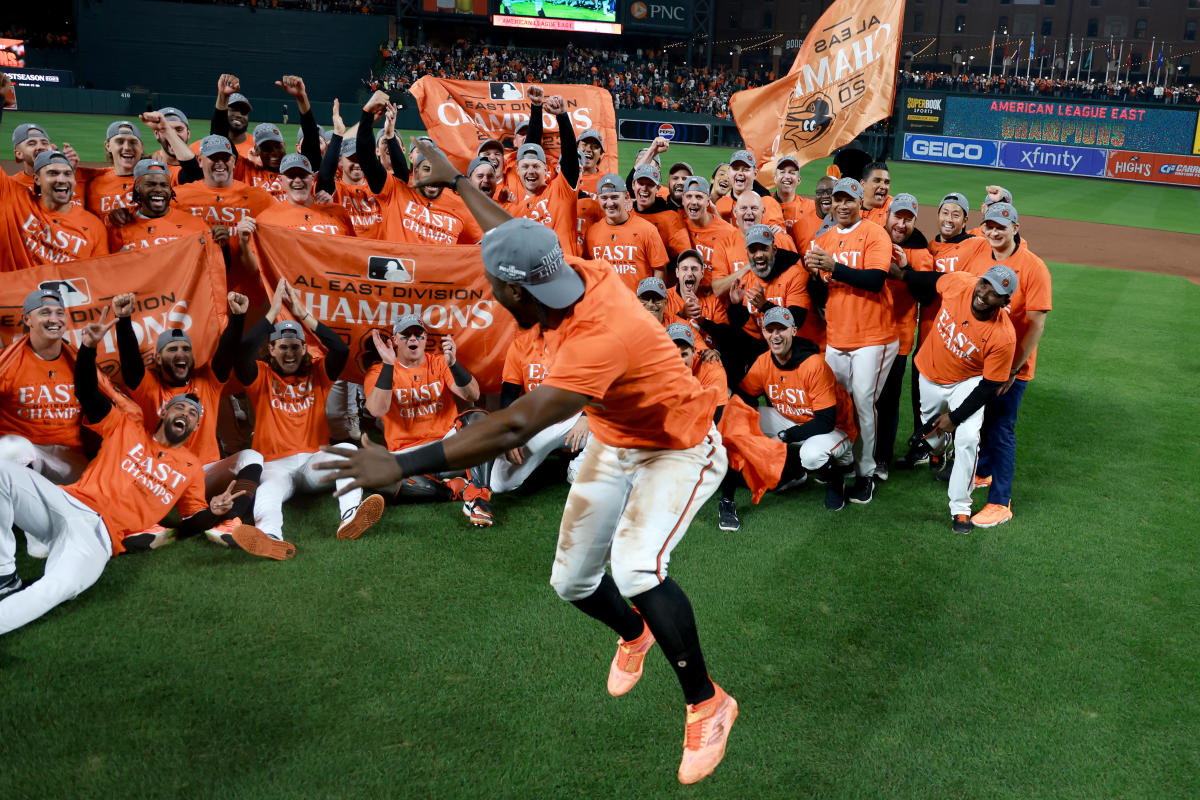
[988,30,996,80]
[1146,37,1155,83]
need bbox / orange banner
[408,76,619,174]
[730,0,904,171]
[0,233,229,377]
[250,225,517,391]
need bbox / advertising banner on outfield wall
[618,119,711,144]
[902,93,946,134]
[996,141,1108,177]
[1106,150,1200,187]
[903,133,999,167]
[625,0,693,33]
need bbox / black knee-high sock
[631,578,714,705]
[780,447,805,482]
[228,463,262,521]
[571,573,646,642]
[719,470,742,501]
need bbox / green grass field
[3,113,1200,798]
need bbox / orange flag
[250,225,518,392]
[0,233,229,378]
[730,0,904,171]
[408,76,619,174]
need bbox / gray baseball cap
[516,143,546,164]
[133,159,171,183]
[481,218,585,310]
[468,156,495,177]
[391,313,425,334]
[156,328,193,352]
[228,92,253,111]
[596,173,626,195]
[940,192,970,213]
[676,248,705,266]
[636,277,668,298]
[832,177,863,200]
[33,151,72,173]
[12,123,49,147]
[578,128,604,147]
[199,135,234,158]
[298,124,328,145]
[890,193,919,217]
[253,123,285,147]
[983,202,1019,227]
[158,107,189,128]
[163,392,204,418]
[106,120,142,141]
[983,186,1013,207]
[666,323,695,346]
[632,164,660,186]
[981,265,1019,297]
[340,137,358,158]
[668,161,693,175]
[762,306,796,328]
[682,176,710,195]
[269,320,306,342]
[279,153,313,174]
[477,138,504,155]
[515,119,530,134]
[22,288,63,314]
[730,149,756,168]
[744,224,775,248]
[775,155,800,171]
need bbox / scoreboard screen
[493,0,622,34]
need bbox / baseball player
[804,177,897,504]
[662,248,730,346]
[210,74,256,159]
[899,265,1018,533]
[628,164,692,258]
[80,120,145,218]
[144,106,193,177]
[105,159,213,252]
[0,148,108,268]
[678,176,740,289]
[714,150,786,227]
[962,202,1052,528]
[252,154,355,235]
[171,134,276,227]
[5,97,83,206]
[0,311,287,630]
[233,280,385,545]
[584,172,669,291]
[362,314,495,527]
[967,185,1013,237]
[322,148,738,784]
[859,161,893,228]
[773,154,823,254]
[313,100,387,238]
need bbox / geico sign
[631,1,686,21]
[912,139,985,160]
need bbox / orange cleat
[230,525,296,560]
[337,494,385,540]
[971,502,1013,528]
[972,475,993,493]
[678,683,739,785]
[607,623,656,697]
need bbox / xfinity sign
[903,134,999,167]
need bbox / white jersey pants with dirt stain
[825,339,899,479]
[755,408,855,471]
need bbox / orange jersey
[0,343,82,448]
[235,162,287,202]
[502,326,560,395]
[964,239,1052,381]
[244,360,336,461]
[80,168,136,218]
[377,181,477,245]
[682,214,740,289]
[776,194,821,252]
[633,204,691,258]
[173,179,277,227]
[107,208,210,252]
[363,356,458,452]
[65,409,207,554]
[0,172,108,269]
[711,228,797,286]
[813,220,895,350]
[505,172,579,256]
[126,366,225,465]
[914,272,1017,386]
[928,234,987,275]
[575,195,604,255]
[861,195,893,228]
[740,350,858,441]
[333,179,385,238]
[737,264,815,342]
[714,192,786,228]
[584,215,669,292]
[691,356,728,396]
[892,245,934,356]
[541,257,720,449]
[256,202,354,236]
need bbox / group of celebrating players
[0,69,1051,784]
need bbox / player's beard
[162,417,193,445]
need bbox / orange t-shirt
[0,343,82,448]
[914,272,1017,386]
[813,219,895,350]
[737,264,817,343]
[81,168,136,218]
[918,235,987,349]
[663,288,729,329]
[584,214,669,292]
[691,356,728,396]
[333,178,385,238]
[377,181,477,245]
[0,172,109,269]
[505,172,579,257]
[244,359,336,461]
[173,179,277,227]
[502,326,560,394]
[107,208,211,252]
[256,202,355,236]
[964,240,1053,381]
[363,356,458,452]
[633,205,691,258]
[739,350,858,441]
[65,409,207,554]
[541,257,720,449]
[126,366,225,465]
[235,162,287,202]
[776,194,821,253]
[892,245,934,356]
[575,194,604,255]
[861,195,893,229]
[711,228,797,286]
[682,214,740,289]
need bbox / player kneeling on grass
[233,280,384,547]
[898,265,1018,535]
[737,307,859,512]
[0,311,286,632]
[362,315,495,527]
[321,141,739,784]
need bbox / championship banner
[729,0,904,171]
[408,76,619,174]
[0,233,229,377]
[250,225,517,391]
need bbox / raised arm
[74,311,119,424]
[278,75,322,169]
[111,293,145,390]
[356,91,391,194]
[212,292,248,383]
[412,139,513,234]
[544,94,579,189]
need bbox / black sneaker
[933,454,954,482]
[775,471,808,493]
[951,514,973,535]
[0,571,23,598]
[847,476,874,505]
[717,498,741,531]
[894,447,930,469]
[824,481,845,511]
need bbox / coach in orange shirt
[584,173,669,291]
[900,265,1018,534]
[254,154,355,235]
[322,148,738,785]
[173,135,276,227]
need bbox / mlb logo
[489,82,523,101]
[38,278,90,308]
[367,255,416,283]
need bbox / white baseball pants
[918,374,985,517]
[202,448,265,497]
[550,426,727,601]
[490,412,585,493]
[755,408,854,471]
[825,339,899,478]
[0,435,88,484]
[0,462,112,634]
[253,445,362,539]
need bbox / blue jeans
[975,379,1028,507]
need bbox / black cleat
[824,481,845,511]
[933,453,954,482]
[847,476,874,505]
[951,514,973,535]
[894,446,930,469]
[0,571,22,598]
[717,498,741,531]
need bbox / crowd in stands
[900,70,1200,104]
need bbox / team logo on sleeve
[37,278,91,308]
[367,256,416,283]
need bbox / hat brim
[524,265,586,310]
